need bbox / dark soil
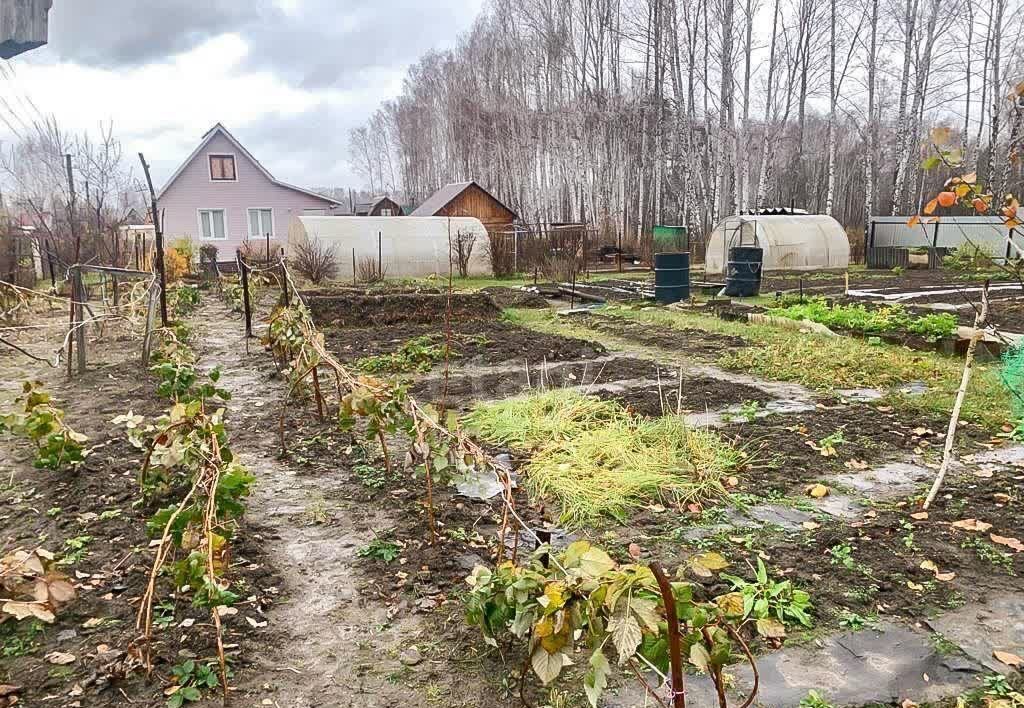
[0,362,278,707]
[597,377,773,417]
[576,312,748,359]
[323,318,606,366]
[720,400,989,494]
[407,356,775,414]
[478,286,548,309]
[306,290,500,327]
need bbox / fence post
[378,231,383,279]
[238,251,253,338]
[73,268,86,375]
[650,562,686,708]
[352,247,357,285]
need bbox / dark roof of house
[354,196,396,215]
[410,180,517,218]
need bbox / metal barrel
[724,246,763,297]
[654,251,690,304]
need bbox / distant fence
[868,216,1022,267]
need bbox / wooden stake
[923,281,990,509]
[139,153,168,327]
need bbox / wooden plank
[0,1,52,61]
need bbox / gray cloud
[48,1,268,67]
[233,104,364,185]
[46,0,479,89]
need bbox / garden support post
[139,153,168,327]
[73,267,86,375]
[142,281,158,365]
[650,562,686,708]
[923,280,990,509]
[238,250,253,338]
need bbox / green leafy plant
[357,538,402,562]
[827,543,855,569]
[356,335,451,374]
[799,690,835,708]
[167,659,221,707]
[57,535,93,566]
[170,284,202,318]
[768,297,956,342]
[1,381,89,471]
[464,541,757,707]
[720,557,813,636]
[723,400,761,423]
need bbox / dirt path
[193,298,487,707]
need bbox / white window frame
[247,207,275,239]
[197,209,228,240]
[208,153,238,182]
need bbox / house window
[199,209,227,240]
[248,208,273,238]
[381,208,393,216]
[209,155,236,181]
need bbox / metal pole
[352,247,357,285]
[266,232,271,265]
[378,231,383,280]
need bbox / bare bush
[239,238,285,264]
[486,230,517,277]
[451,229,477,278]
[293,238,338,284]
[357,255,387,283]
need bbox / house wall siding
[436,184,515,234]
[157,133,335,260]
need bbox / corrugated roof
[410,181,474,216]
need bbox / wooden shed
[410,181,516,234]
[354,196,403,216]
[0,0,52,59]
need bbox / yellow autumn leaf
[806,483,829,498]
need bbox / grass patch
[465,389,742,526]
[511,306,1011,430]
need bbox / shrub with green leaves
[464,541,756,707]
[1,381,89,471]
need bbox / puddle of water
[969,444,1024,466]
[838,387,885,402]
[828,461,933,500]
[744,504,816,530]
[812,493,863,519]
[899,381,928,396]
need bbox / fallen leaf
[45,651,76,665]
[935,572,956,582]
[990,534,1024,552]
[628,543,642,560]
[911,512,929,520]
[993,650,1023,667]
[845,459,869,470]
[920,560,939,573]
[689,552,729,578]
[82,617,106,628]
[950,519,992,532]
[806,484,829,498]
[907,581,924,591]
[801,521,821,531]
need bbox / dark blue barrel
[724,246,763,297]
[654,252,690,304]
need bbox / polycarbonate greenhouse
[287,216,492,278]
[704,215,850,275]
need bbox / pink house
[157,123,342,260]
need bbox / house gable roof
[157,123,342,205]
[410,180,517,218]
[354,195,400,215]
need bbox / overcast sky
[0,0,483,191]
